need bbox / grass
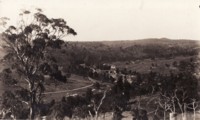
[0,74,94,102]
[112,56,196,75]
[42,74,94,102]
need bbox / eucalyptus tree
[0,8,76,119]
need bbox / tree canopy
[0,8,76,119]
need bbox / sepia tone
[0,0,200,120]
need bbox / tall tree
[0,8,76,119]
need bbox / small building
[110,65,116,70]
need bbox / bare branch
[97,90,107,112]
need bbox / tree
[187,99,199,120]
[0,8,76,119]
[90,90,107,120]
[158,92,175,120]
[1,90,29,119]
[0,68,17,86]
[157,70,199,120]
[49,97,73,120]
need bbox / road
[42,83,93,95]
[42,77,95,95]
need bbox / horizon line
[67,38,199,42]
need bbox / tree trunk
[30,100,35,119]
[30,106,34,119]
[95,111,98,120]
[193,111,196,120]
[182,103,187,120]
[164,111,166,120]
[30,90,36,119]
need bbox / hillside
[55,38,199,69]
[0,38,199,119]
[0,38,198,73]
[100,38,199,47]
[73,38,199,48]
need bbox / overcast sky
[0,0,200,41]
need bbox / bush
[93,82,100,89]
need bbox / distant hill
[101,38,199,47]
[70,38,199,48]
[0,37,199,69]
[57,38,199,68]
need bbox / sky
[0,0,200,41]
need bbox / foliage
[60,40,199,68]
[1,91,29,119]
[0,8,76,119]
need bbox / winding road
[42,77,95,95]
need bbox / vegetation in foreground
[0,8,200,120]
